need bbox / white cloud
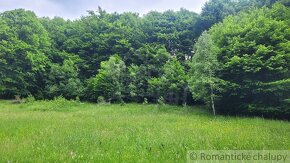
[0,0,208,19]
[0,0,61,17]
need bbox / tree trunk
[210,84,216,116]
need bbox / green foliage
[97,96,106,104]
[50,96,81,111]
[127,64,144,102]
[149,57,188,104]
[127,44,170,102]
[45,59,83,99]
[189,31,222,115]
[189,32,220,101]
[0,9,51,98]
[203,4,290,118]
[25,95,36,103]
[86,55,126,102]
[161,57,188,104]
[142,9,198,60]
[148,77,163,102]
[25,96,81,111]
[0,2,289,119]
[157,96,165,106]
[1,9,50,48]
[194,0,285,36]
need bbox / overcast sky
[0,0,208,19]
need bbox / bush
[157,96,165,106]
[85,55,126,102]
[120,100,125,106]
[40,96,80,111]
[97,96,106,104]
[25,95,36,103]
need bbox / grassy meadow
[0,99,289,162]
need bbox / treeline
[0,0,289,119]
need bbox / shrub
[157,96,165,106]
[45,96,80,111]
[85,55,126,102]
[25,95,36,103]
[97,96,106,104]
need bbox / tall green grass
[0,99,289,162]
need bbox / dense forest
[0,0,289,119]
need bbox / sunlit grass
[0,100,289,162]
